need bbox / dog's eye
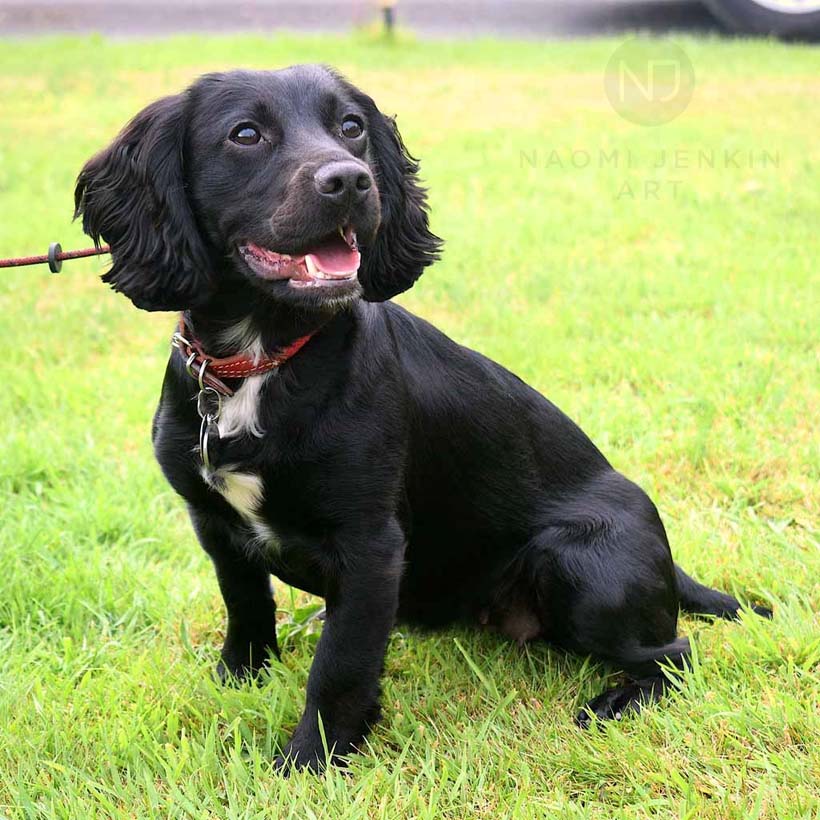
[341,116,364,140]
[230,124,261,145]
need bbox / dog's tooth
[305,255,319,276]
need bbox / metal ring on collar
[198,358,210,392]
[171,331,192,350]
[185,351,198,379]
[197,386,222,420]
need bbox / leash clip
[199,413,220,473]
[196,367,222,472]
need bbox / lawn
[0,31,818,819]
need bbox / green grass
[1,31,818,819]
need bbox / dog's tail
[675,564,772,619]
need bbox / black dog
[75,65,769,772]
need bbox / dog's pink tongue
[305,234,360,275]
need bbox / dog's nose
[313,161,372,205]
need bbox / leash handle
[0,243,110,272]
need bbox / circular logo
[605,39,695,127]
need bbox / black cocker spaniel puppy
[75,64,769,772]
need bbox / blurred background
[2,0,820,38]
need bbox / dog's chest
[201,464,281,553]
[216,373,267,439]
[201,372,282,553]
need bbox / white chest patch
[201,466,282,554]
[217,373,268,439]
[214,324,269,440]
[214,468,264,518]
[196,322,283,554]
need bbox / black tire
[704,0,820,38]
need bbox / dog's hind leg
[569,565,770,727]
[574,637,690,728]
[522,501,692,728]
[675,564,772,620]
[488,541,693,728]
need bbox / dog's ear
[353,92,443,302]
[74,94,213,311]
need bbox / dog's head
[74,65,442,312]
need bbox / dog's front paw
[272,750,326,775]
[216,637,279,684]
[215,657,254,685]
[272,743,345,775]
[273,731,357,775]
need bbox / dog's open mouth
[239,226,360,289]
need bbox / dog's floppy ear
[74,94,212,311]
[353,92,442,302]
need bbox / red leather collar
[172,315,317,397]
